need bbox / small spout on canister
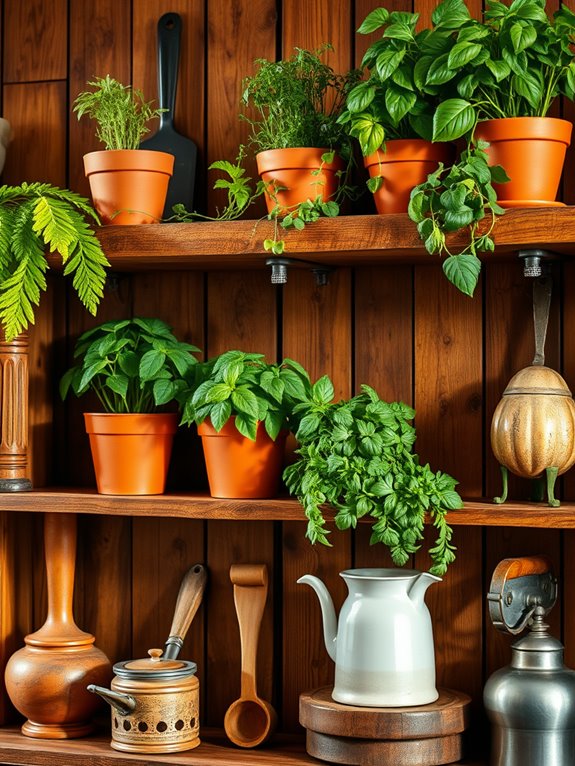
[87,684,136,716]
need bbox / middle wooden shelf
[0,490,573,528]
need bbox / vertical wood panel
[206,0,276,215]
[0,512,15,723]
[204,271,276,726]
[282,267,353,730]
[68,0,132,195]
[4,0,67,83]
[282,0,352,70]
[2,82,66,186]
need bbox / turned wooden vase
[4,513,112,738]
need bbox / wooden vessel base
[299,687,472,766]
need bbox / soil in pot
[83,149,174,224]
[84,412,178,495]
[256,147,344,215]
[198,418,287,499]
[474,117,572,207]
[364,140,454,214]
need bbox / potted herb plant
[0,182,109,342]
[283,376,461,576]
[408,0,575,297]
[60,317,200,495]
[240,46,360,222]
[179,349,311,499]
[73,75,174,225]
[339,6,454,213]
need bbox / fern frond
[0,206,14,279]
[62,209,108,315]
[32,196,81,262]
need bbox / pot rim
[113,658,197,680]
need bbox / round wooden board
[306,730,463,766]
[299,687,471,740]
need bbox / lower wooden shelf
[0,488,574,529]
[0,727,485,765]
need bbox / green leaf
[509,21,537,53]
[313,375,335,405]
[107,374,128,397]
[367,175,383,193]
[207,382,233,403]
[426,54,457,86]
[447,42,482,69]
[485,58,511,82]
[375,49,407,80]
[139,349,166,380]
[385,84,416,126]
[432,98,476,142]
[234,412,258,441]
[432,0,471,28]
[346,82,376,113]
[153,378,176,406]
[442,253,482,296]
[350,114,385,156]
[357,7,390,33]
[210,399,232,431]
[231,386,259,418]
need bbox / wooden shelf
[0,727,485,766]
[0,489,574,528]
[84,208,575,271]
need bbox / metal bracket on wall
[517,249,559,278]
[265,257,334,287]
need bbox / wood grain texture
[282,0,352,70]
[68,0,131,195]
[0,333,29,484]
[2,82,66,187]
[4,0,67,83]
[206,0,276,216]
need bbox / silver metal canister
[484,556,575,766]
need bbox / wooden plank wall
[1,0,575,746]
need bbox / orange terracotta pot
[84,413,178,495]
[198,418,287,499]
[256,147,344,215]
[365,140,454,214]
[474,117,572,207]
[83,149,174,225]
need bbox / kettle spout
[408,572,442,606]
[297,575,337,662]
[87,684,136,716]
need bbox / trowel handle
[164,563,207,659]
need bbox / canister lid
[114,648,197,680]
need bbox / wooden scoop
[163,563,207,660]
[223,564,277,748]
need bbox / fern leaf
[33,196,83,261]
[0,206,14,279]
[62,210,108,314]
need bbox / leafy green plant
[283,377,461,575]
[178,349,312,441]
[59,317,200,413]
[408,141,509,296]
[0,182,109,341]
[241,46,360,157]
[172,148,343,256]
[73,75,165,150]
[429,0,575,142]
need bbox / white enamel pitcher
[298,568,441,707]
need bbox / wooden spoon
[223,564,277,748]
[163,563,207,660]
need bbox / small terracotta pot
[83,149,174,225]
[84,413,178,495]
[256,147,344,215]
[198,418,287,499]
[474,117,572,207]
[364,140,454,214]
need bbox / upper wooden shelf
[89,208,575,271]
[0,490,573,528]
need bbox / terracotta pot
[84,412,178,495]
[364,140,454,214]
[83,149,174,225]
[256,147,344,215]
[198,418,287,499]
[474,117,572,207]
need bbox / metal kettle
[484,555,575,766]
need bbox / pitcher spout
[408,571,442,606]
[297,575,337,662]
[87,684,136,716]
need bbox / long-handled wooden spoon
[163,563,207,660]
[223,564,277,748]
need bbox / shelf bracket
[265,257,334,287]
[517,249,557,278]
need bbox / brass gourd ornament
[491,277,575,506]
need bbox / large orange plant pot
[474,117,572,207]
[198,418,287,499]
[365,140,454,214]
[83,149,174,225]
[256,147,344,215]
[84,413,178,495]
